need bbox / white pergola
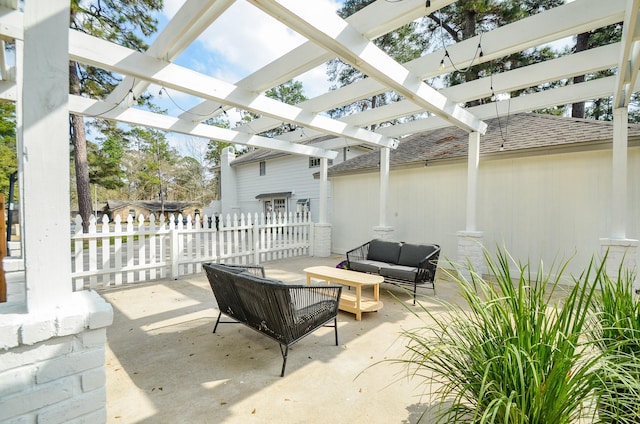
[0,1,638,419]
[0,0,639,315]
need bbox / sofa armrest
[346,241,370,264]
[284,285,342,340]
[416,245,440,283]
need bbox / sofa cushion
[379,264,418,282]
[397,243,438,267]
[367,239,402,264]
[349,259,388,274]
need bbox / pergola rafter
[248,0,487,134]
[104,0,236,108]
[180,0,455,121]
[235,0,626,144]
[613,0,640,108]
[67,31,398,150]
[0,0,636,156]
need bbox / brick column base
[600,238,639,290]
[372,226,395,240]
[313,223,332,257]
[456,231,486,280]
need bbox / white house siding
[331,147,640,278]
[234,155,333,221]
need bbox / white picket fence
[71,211,314,290]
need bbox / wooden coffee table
[304,266,383,320]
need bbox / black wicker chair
[203,263,342,377]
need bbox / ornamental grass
[393,248,639,424]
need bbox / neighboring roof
[230,135,368,166]
[105,200,201,213]
[326,113,640,176]
[255,192,292,199]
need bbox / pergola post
[373,147,394,240]
[0,1,113,422]
[313,157,332,257]
[457,131,486,277]
[220,146,238,216]
[600,107,638,282]
[20,0,73,311]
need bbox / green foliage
[593,265,640,423]
[89,122,128,190]
[0,100,17,197]
[391,247,640,423]
[327,0,427,119]
[431,0,563,105]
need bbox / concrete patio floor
[101,254,461,424]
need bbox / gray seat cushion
[349,259,388,274]
[397,243,438,267]
[367,239,402,264]
[379,264,418,282]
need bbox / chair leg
[333,317,339,346]
[279,344,289,377]
[413,283,417,305]
[213,311,222,333]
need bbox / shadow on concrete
[101,255,454,423]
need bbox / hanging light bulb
[439,51,449,71]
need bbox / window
[309,157,333,168]
[273,198,286,214]
[259,161,266,176]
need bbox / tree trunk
[69,60,93,232]
[464,9,482,107]
[571,32,590,118]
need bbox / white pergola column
[373,147,395,240]
[457,131,486,277]
[0,2,113,422]
[600,107,638,280]
[313,157,332,257]
[20,0,73,310]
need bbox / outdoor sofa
[346,239,440,304]
[203,263,342,376]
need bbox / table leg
[355,285,362,321]
[373,283,379,301]
[306,274,311,285]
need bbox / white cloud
[162,0,341,94]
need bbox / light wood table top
[304,266,383,320]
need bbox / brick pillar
[457,231,486,279]
[313,223,332,257]
[0,292,113,423]
[372,226,395,241]
[600,238,639,290]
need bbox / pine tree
[69,0,163,230]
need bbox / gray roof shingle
[327,113,640,176]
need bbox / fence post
[309,217,315,256]
[253,213,260,265]
[170,217,179,280]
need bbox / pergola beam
[67,31,398,149]
[105,0,235,107]
[69,95,338,159]
[613,0,640,108]
[249,0,487,134]
[238,0,624,138]
[377,76,637,137]
[180,0,455,120]
[263,43,622,148]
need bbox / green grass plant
[394,247,620,423]
[592,265,640,423]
